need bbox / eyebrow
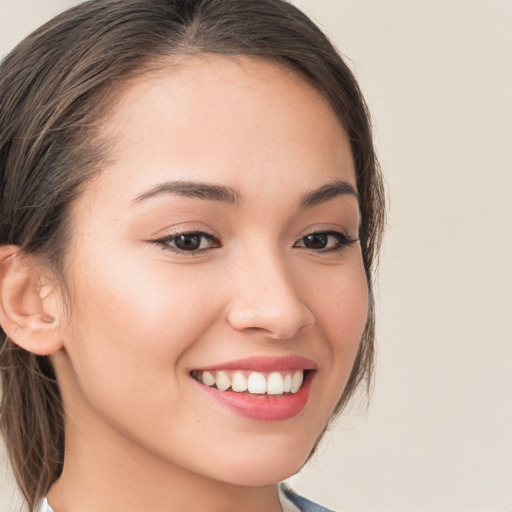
[299,179,359,208]
[132,179,358,207]
[132,181,241,205]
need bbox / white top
[39,499,53,512]
[279,486,302,512]
[39,489,301,512]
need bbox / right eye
[152,231,221,255]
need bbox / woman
[0,0,385,510]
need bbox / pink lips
[192,356,316,421]
[195,355,317,372]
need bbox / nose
[226,250,315,340]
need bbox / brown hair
[0,0,385,509]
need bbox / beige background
[1,1,511,511]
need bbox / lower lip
[194,372,314,421]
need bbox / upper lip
[192,356,317,373]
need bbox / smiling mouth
[190,369,310,396]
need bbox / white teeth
[197,369,306,395]
[231,371,248,392]
[283,374,292,393]
[267,372,284,395]
[247,372,267,394]
[202,371,216,387]
[215,371,231,391]
[291,370,304,393]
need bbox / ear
[0,245,64,355]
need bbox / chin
[204,439,313,487]
[220,463,304,487]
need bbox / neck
[46,411,282,512]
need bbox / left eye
[294,231,356,251]
[154,231,220,253]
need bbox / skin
[39,55,369,511]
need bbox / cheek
[61,257,224,397]
[331,269,368,347]
[307,259,368,345]
[305,258,369,393]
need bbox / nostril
[226,300,314,340]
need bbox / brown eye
[303,233,329,249]
[153,231,220,254]
[294,231,358,252]
[175,234,203,251]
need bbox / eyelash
[151,230,220,256]
[151,230,358,256]
[294,231,359,252]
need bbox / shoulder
[279,483,337,512]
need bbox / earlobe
[0,245,64,355]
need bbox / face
[52,55,368,487]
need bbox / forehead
[107,55,350,150]
[82,55,355,209]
